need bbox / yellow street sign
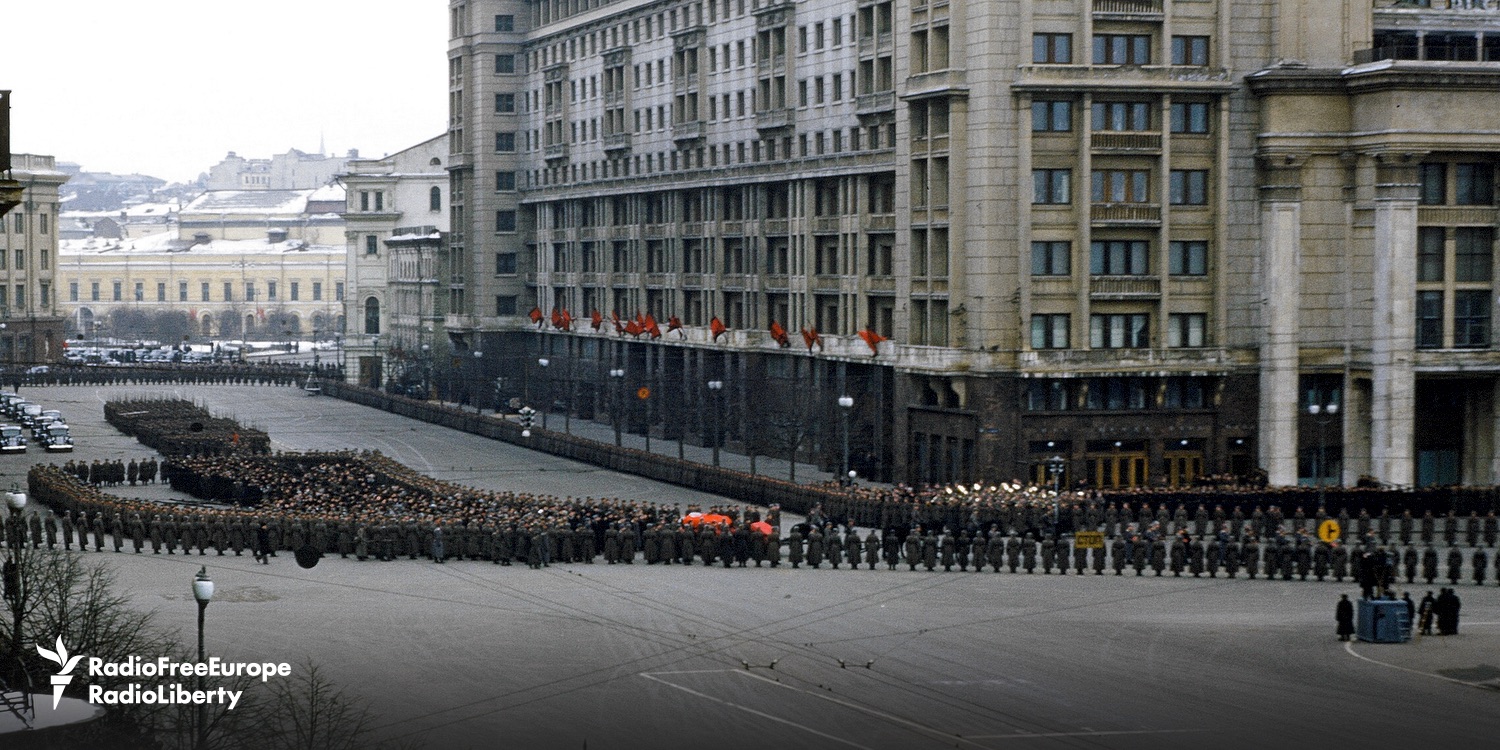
[1318,519,1341,544]
[1074,531,1105,549]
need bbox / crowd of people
[12,453,1500,592]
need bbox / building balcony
[645,272,676,287]
[866,213,897,232]
[755,107,795,131]
[866,276,896,294]
[580,272,607,286]
[811,275,843,292]
[1092,0,1164,20]
[1018,347,1236,371]
[1090,276,1162,299]
[720,220,746,236]
[764,274,790,291]
[763,218,790,235]
[681,221,706,237]
[1091,203,1161,225]
[681,272,708,289]
[644,223,672,238]
[1417,205,1499,225]
[604,89,625,105]
[858,32,893,57]
[856,91,897,116]
[1014,65,1236,93]
[720,273,755,291]
[603,132,632,152]
[811,216,841,234]
[904,69,970,99]
[610,225,634,239]
[1092,132,1162,152]
[544,143,569,161]
[672,119,705,141]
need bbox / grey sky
[4,0,448,183]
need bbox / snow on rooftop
[182,189,316,215]
[60,231,342,257]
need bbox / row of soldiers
[60,458,159,487]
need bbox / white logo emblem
[36,636,84,710]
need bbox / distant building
[59,201,181,241]
[0,153,68,364]
[205,149,359,191]
[339,135,450,390]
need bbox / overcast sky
[4,1,448,184]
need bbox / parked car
[18,404,43,429]
[0,424,26,453]
[39,422,73,452]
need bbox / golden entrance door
[1087,452,1148,488]
[1164,451,1203,487]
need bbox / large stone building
[0,152,68,366]
[340,135,452,391]
[204,149,360,191]
[440,0,1500,488]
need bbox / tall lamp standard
[4,489,29,716]
[191,567,214,750]
[1309,402,1340,510]
[537,358,550,430]
[420,344,431,401]
[707,380,724,467]
[609,368,625,446]
[1047,455,1066,528]
[838,395,854,486]
[472,351,484,413]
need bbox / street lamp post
[1309,402,1340,510]
[191,567,214,750]
[538,358,550,430]
[707,380,724,467]
[4,489,28,716]
[609,368,625,446]
[472,351,484,413]
[1047,455,1066,528]
[837,395,854,486]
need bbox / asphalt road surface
[9,384,1500,749]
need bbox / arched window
[364,297,381,334]
[430,186,442,212]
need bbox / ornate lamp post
[191,567,214,749]
[4,489,28,715]
[707,380,724,467]
[538,358,550,430]
[609,368,625,446]
[837,395,854,486]
[472,350,484,413]
[1309,402,1340,510]
[1047,455,1066,527]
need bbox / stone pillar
[1258,159,1304,486]
[1370,153,1420,487]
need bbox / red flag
[560,309,573,331]
[590,310,603,331]
[645,314,662,339]
[529,307,544,326]
[624,319,643,337]
[858,328,887,356]
[666,316,683,337]
[709,317,727,342]
[769,321,790,348]
[550,308,563,329]
[800,327,823,352]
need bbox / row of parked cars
[0,392,73,453]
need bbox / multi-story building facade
[442,0,1500,489]
[0,153,68,366]
[205,149,359,191]
[340,135,452,390]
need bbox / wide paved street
[8,384,1500,749]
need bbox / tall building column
[1370,153,1420,487]
[1257,160,1304,486]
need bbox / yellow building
[1,152,68,365]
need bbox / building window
[375,192,384,211]
[1026,380,1072,411]
[1170,170,1209,205]
[1032,33,1072,64]
[1031,241,1071,276]
[1093,34,1152,65]
[201,282,210,302]
[1090,313,1150,348]
[1416,290,1443,348]
[13,249,22,270]
[39,283,48,306]
[1419,163,1446,205]
[427,186,442,212]
[335,282,344,301]
[496,171,516,191]
[1171,102,1210,134]
[179,280,189,302]
[267,281,278,301]
[69,282,78,302]
[290,282,299,301]
[245,282,256,302]
[364,297,381,335]
[1164,377,1206,409]
[495,14,514,32]
[1033,169,1071,204]
[1093,170,1150,203]
[1091,240,1149,275]
[1032,100,1072,132]
[495,295,518,316]
[365,235,379,255]
[495,54,515,74]
[496,210,517,232]
[1455,290,1491,348]
[495,252,517,274]
[113,281,122,302]
[496,132,517,152]
[1031,314,1070,349]
[1171,36,1209,66]
[1456,227,1493,281]
[313,282,323,301]
[1169,240,1208,276]
[1455,163,1495,205]
[495,93,515,113]
[1085,377,1149,410]
[157,282,166,302]
[91,282,100,302]
[1091,101,1150,131]
[1167,313,1206,347]
[1418,227,1445,282]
